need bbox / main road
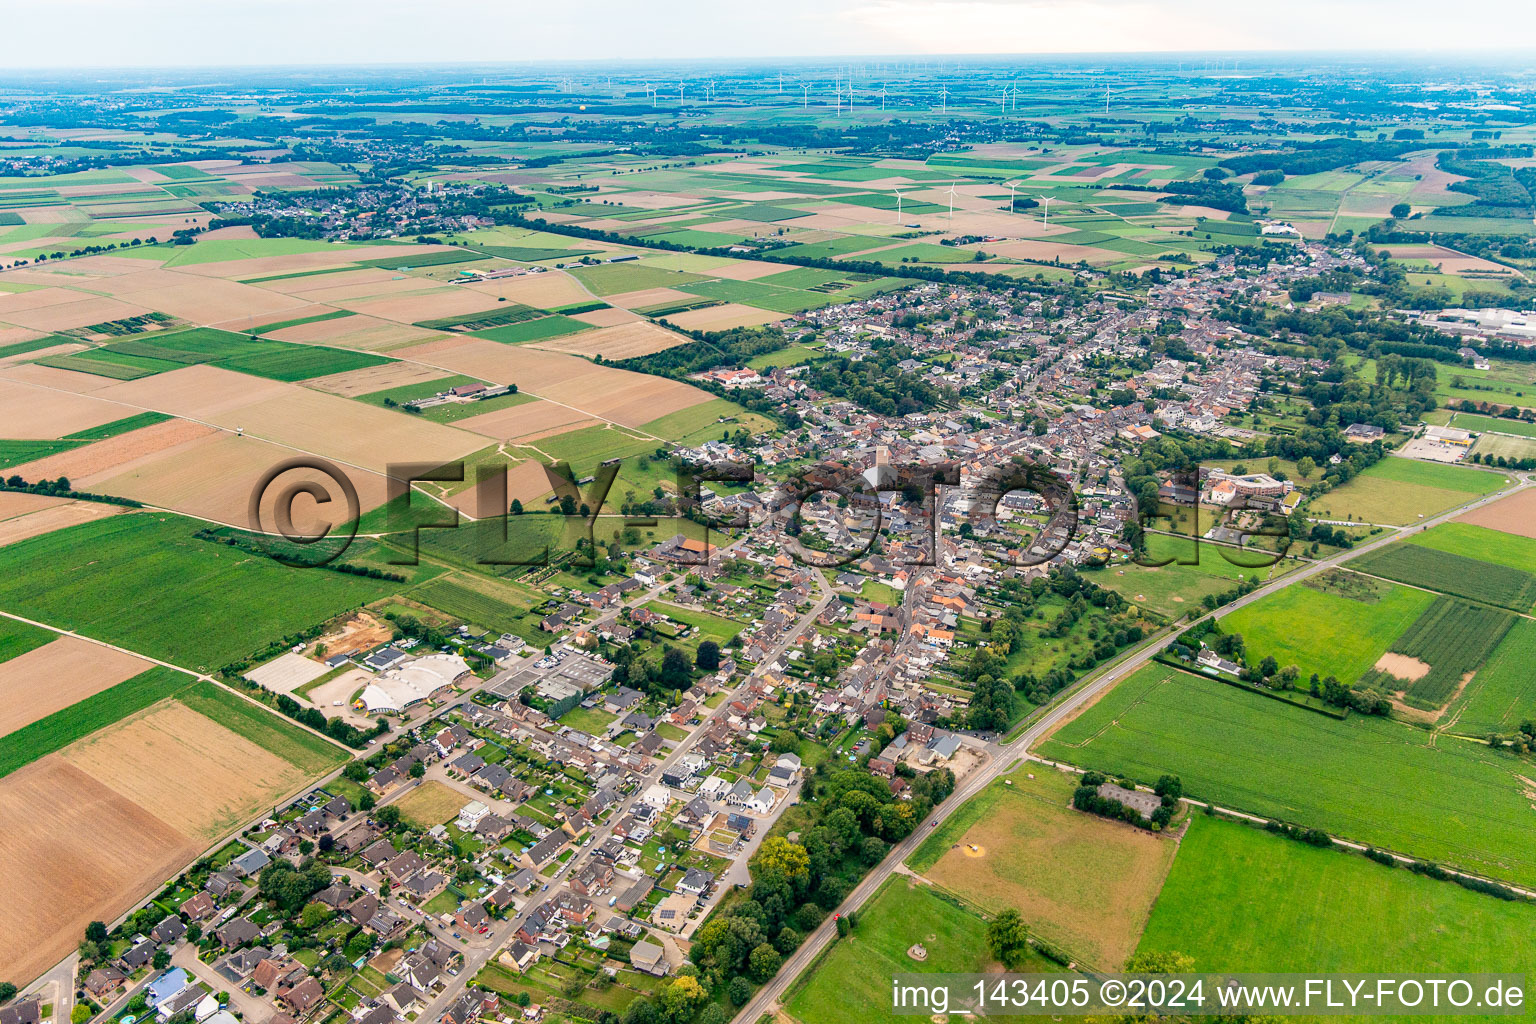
[734,469,1530,1023]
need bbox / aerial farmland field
[1139,815,1536,987]
[1218,571,1436,683]
[1037,663,1536,886]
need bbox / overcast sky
[5,0,1535,69]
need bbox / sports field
[1037,663,1536,886]
[911,767,1176,970]
[1218,571,1435,683]
[1140,815,1536,985]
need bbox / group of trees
[1072,770,1181,831]
[685,763,954,1007]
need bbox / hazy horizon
[5,0,1534,70]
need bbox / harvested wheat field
[463,271,591,309]
[111,275,302,325]
[0,491,71,521]
[530,321,687,359]
[273,314,441,352]
[251,267,394,295]
[1,294,154,333]
[978,238,1125,264]
[605,287,697,310]
[340,287,501,324]
[454,397,598,441]
[0,361,124,395]
[226,389,483,472]
[404,339,711,428]
[62,699,312,841]
[0,378,135,438]
[921,769,1177,970]
[8,418,216,484]
[305,360,449,398]
[0,499,125,546]
[95,431,390,527]
[0,637,153,737]
[708,261,789,281]
[665,303,785,332]
[93,363,290,419]
[571,306,642,327]
[0,758,196,986]
[1457,488,1536,539]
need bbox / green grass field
[643,601,744,644]
[1140,815,1536,993]
[177,681,347,774]
[1037,663,1536,886]
[785,878,1065,1024]
[0,513,396,672]
[1094,533,1299,620]
[1407,522,1536,575]
[0,666,192,777]
[1454,619,1536,736]
[1307,459,1507,526]
[1218,573,1435,683]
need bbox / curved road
[734,469,1531,1023]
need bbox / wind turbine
[1000,85,1009,114]
[1104,84,1111,116]
[946,182,958,219]
[678,82,687,103]
[1039,194,1056,228]
[834,84,843,116]
[939,84,949,115]
[1005,179,1020,212]
[778,70,784,94]
[801,83,809,110]
[893,187,904,223]
[878,83,889,111]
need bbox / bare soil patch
[1458,488,1536,539]
[1373,652,1432,683]
[0,637,153,736]
[309,610,394,659]
[0,758,196,987]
